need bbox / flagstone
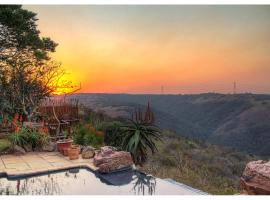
[4,162,29,168]
[1,157,23,164]
[0,152,98,177]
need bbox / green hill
[71,93,270,157]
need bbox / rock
[100,146,117,156]
[98,152,134,173]
[13,145,26,155]
[42,142,56,152]
[82,146,95,159]
[94,146,134,173]
[241,160,270,195]
[23,144,33,152]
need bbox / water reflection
[0,168,157,195]
[132,172,156,195]
[16,174,61,195]
[98,170,156,195]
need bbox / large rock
[13,145,26,155]
[99,146,117,156]
[94,146,134,173]
[82,146,95,159]
[241,160,270,195]
[42,142,56,152]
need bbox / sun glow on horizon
[25,5,270,94]
[48,71,81,95]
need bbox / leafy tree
[0,5,56,61]
[121,120,162,165]
[0,5,63,119]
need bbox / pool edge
[0,163,98,179]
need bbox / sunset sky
[24,5,270,94]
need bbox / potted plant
[68,145,80,160]
[57,138,73,154]
[62,147,69,156]
[57,130,73,154]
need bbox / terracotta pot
[63,147,69,156]
[57,139,73,154]
[68,145,80,160]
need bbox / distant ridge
[69,93,270,157]
[74,92,270,95]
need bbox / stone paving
[0,152,207,195]
[0,152,98,177]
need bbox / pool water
[0,168,204,195]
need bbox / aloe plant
[8,127,27,147]
[121,120,162,165]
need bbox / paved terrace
[0,152,98,177]
[0,152,207,195]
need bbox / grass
[140,131,257,195]
[0,138,11,153]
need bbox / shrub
[37,133,50,147]
[73,123,104,147]
[84,133,103,147]
[73,125,88,145]
[8,127,28,147]
[96,121,124,148]
[26,128,39,149]
[121,120,162,165]
[8,127,50,149]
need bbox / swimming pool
[0,168,206,195]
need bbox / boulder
[241,160,270,195]
[23,144,33,152]
[94,146,134,173]
[100,146,117,156]
[42,142,56,152]
[13,145,26,155]
[82,146,95,159]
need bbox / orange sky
[25,5,270,94]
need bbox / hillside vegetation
[71,93,270,157]
[78,108,256,195]
[140,131,257,195]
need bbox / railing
[0,98,80,140]
[37,98,80,140]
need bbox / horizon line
[53,91,270,96]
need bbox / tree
[0,5,63,120]
[0,5,56,61]
[121,120,162,165]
